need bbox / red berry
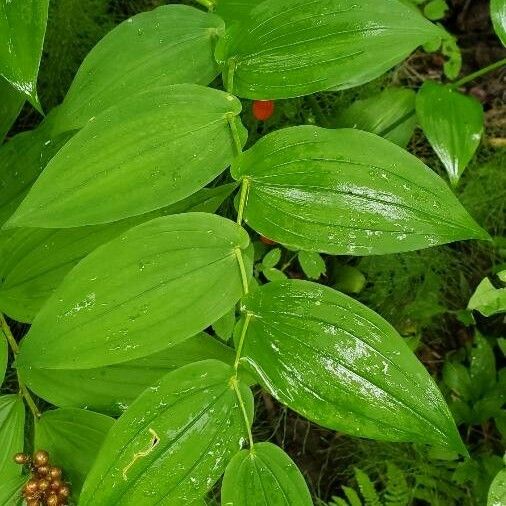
[252,100,275,121]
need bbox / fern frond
[354,468,381,506]
[384,462,410,506]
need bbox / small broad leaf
[54,5,224,132]
[0,184,236,323]
[20,333,234,416]
[470,334,496,399]
[0,395,25,479]
[298,250,326,280]
[442,362,473,401]
[232,126,488,255]
[212,309,236,341]
[416,81,484,186]
[35,408,114,494]
[216,0,440,99]
[16,213,252,369]
[0,475,25,506]
[263,268,287,282]
[79,360,254,505]
[0,331,6,386]
[423,0,449,20]
[335,88,416,147]
[491,0,506,46]
[468,277,506,317]
[0,77,24,142]
[0,0,49,108]
[7,85,246,229]
[239,280,465,452]
[262,248,282,269]
[488,466,506,506]
[221,442,312,505]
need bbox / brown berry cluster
[14,450,71,506]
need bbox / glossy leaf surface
[55,5,225,131]
[0,0,48,107]
[0,475,24,506]
[491,0,506,46]
[335,88,416,147]
[16,213,252,369]
[0,395,25,479]
[214,0,258,24]
[221,442,312,505]
[232,126,488,255]
[7,85,245,229]
[416,81,484,186]
[216,0,440,99]
[0,185,235,323]
[0,332,6,386]
[80,360,254,505]
[35,408,114,494]
[488,466,506,506]
[20,333,234,416]
[240,280,465,452]
[0,77,24,142]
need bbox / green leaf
[355,468,381,506]
[0,77,24,142]
[214,0,256,24]
[35,408,114,494]
[0,120,74,227]
[6,85,246,229]
[470,334,496,399]
[0,184,236,323]
[0,331,6,387]
[423,0,448,20]
[488,467,506,506]
[0,0,49,108]
[442,362,473,401]
[0,395,25,479]
[0,474,25,506]
[263,268,288,282]
[216,0,440,99]
[19,333,234,416]
[441,30,462,80]
[79,360,254,505]
[16,213,252,369]
[221,442,312,505]
[54,5,224,132]
[468,277,506,317]
[335,88,416,148]
[416,81,484,186]
[298,250,326,280]
[332,265,366,295]
[342,486,362,506]
[239,280,465,452]
[491,0,506,46]
[262,248,282,269]
[212,309,236,341]
[232,126,488,255]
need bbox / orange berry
[252,100,275,121]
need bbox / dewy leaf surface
[0,77,24,142]
[416,81,484,186]
[221,442,313,506]
[20,333,234,416]
[54,4,225,131]
[0,184,235,323]
[240,280,466,453]
[0,395,25,479]
[16,213,252,369]
[0,0,49,108]
[6,85,246,229]
[217,0,441,99]
[491,0,506,46]
[79,360,254,506]
[35,408,114,494]
[232,126,488,254]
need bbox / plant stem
[227,114,243,157]
[193,0,215,10]
[234,312,252,370]
[234,248,250,296]
[231,378,255,449]
[236,177,250,225]
[450,58,506,88]
[0,313,41,418]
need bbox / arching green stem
[236,177,250,226]
[450,58,506,88]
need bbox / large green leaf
[239,280,465,452]
[215,0,440,99]
[491,0,506,46]
[0,395,25,479]
[488,465,506,506]
[0,184,235,323]
[0,77,24,142]
[35,408,114,494]
[0,475,25,506]
[0,331,6,387]
[214,0,258,24]
[232,126,488,255]
[416,81,484,186]
[6,85,246,229]
[16,213,252,369]
[0,120,74,227]
[54,5,225,132]
[221,442,312,505]
[0,0,48,108]
[20,333,234,416]
[335,88,416,147]
[79,360,254,505]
